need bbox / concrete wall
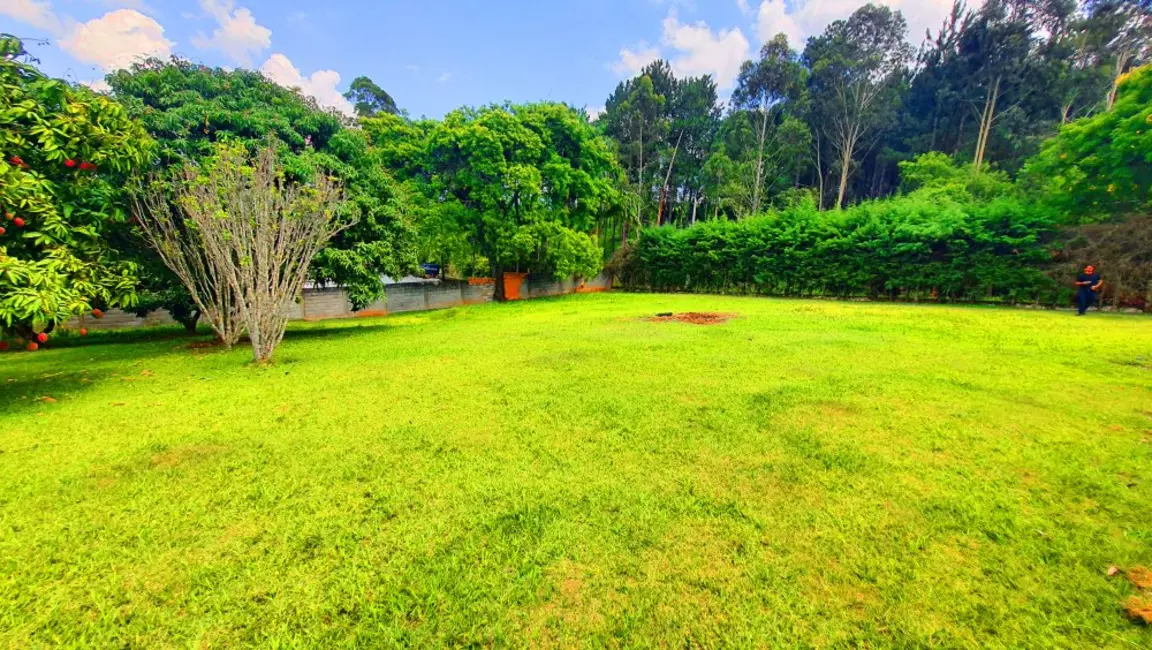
[74,274,607,331]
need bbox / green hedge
[620,191,1066,304]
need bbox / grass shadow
[42,325,212,350]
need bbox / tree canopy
[422,103,622,298]
[108,59,417,309]
[1023,63,1152,220]
[1,35,151,339]
[344,76,400,117]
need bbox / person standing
[1076,265,1103,315]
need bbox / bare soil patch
[1125,597,1152,624]
[644,312,738,326]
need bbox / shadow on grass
[281,320,409,343]
[0,318,421,412]
[41,325,213,350]
[0,337,197,416]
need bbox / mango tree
[0,35,151,349]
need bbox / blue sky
[1,1,971,118]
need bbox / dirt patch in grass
[645,312,738,325]
[150,444,230,469]
[1125,597,1152,624]
[1127,567,1152,590]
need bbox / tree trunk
[1106,52,1131,111]
[973,76,1001,174]
[493,263,506,302]
[638,119,645,228]
[752,108,770,215]
[179,314,200,334]
[814,134,825,211]
[835,136,854,211]
[657,131,684,226]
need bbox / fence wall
[73,274,611,331]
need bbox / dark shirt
[1077,273,1100,293]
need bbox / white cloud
[259,52,354,117]
[612,12,750,90]
[406,64,421,72]
[191,0,272,66]
[437,72,452,83]
[59,9,174,71]
[662,13,750,90]
[755,0,985,50]
[755,0,802,48]
[84,79,112,93]
[1,0,61,33]
[612,43,661,77]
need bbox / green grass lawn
[2,293,1151,648]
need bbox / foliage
[343,76,400,118]
[730,34,810,216]
[419,102,621,298]
[109,60,416,311]
[1022,64,1152,220]
[623,189,1059,304]
[594,1,1149,214]
[0,35,151,340]
[107,59,344,162]
[804,4,913,210]
[898,152,1016,201]
[600,71,668,231]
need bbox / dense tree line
[616,63,1152,308]
[596,0,1150,231]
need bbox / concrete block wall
[462,282,496,304]
[299,287,353,321]
[73,309,180,330]
[73,273,609,331]
[383,283,428,313]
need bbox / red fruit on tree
[9,156,23,166]
[92,309,104,319]
[26,342,38,352]
[79,328,88,336]
[12,217,25,228]
[0,226,5,236]
[36,332,48,344]
[0,341,9,352]
[4,212,12,220]
[65,159,77,168]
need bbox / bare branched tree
[134,143,351,362]
[133,181,245,348]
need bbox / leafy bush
[623,189,1061,304]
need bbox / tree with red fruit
[0,34,152,339]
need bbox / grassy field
[1,293,1150,648]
